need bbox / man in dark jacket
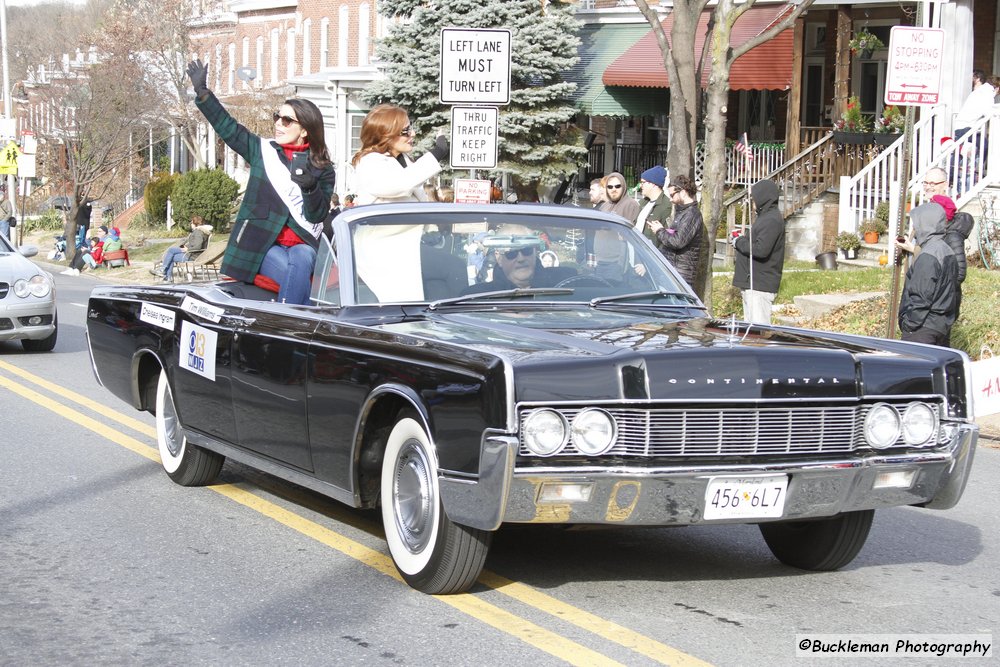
[898,203,959,346]
[732,179,785,324]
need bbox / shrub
[22,210,66,234]
[836,231,861,251]
[859,218,887,235]
[170,168,239,231]
[874,201,890,223]
[143,172,179,226]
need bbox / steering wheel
[554,274,614,289]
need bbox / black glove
[290,164,318,192]
[186,59,209,98]
[429,135,449,161]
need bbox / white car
[0,234,57,351]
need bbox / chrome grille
[517,404,936,458]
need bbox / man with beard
[599,171,639,222]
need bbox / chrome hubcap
[393,440,433,554]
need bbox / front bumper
[0,298,57,342]
[439,422,977,530]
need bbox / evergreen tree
[364,0,587,198]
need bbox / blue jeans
[162,246,189,280]
[260,243,316,305]
[0,218,9,241]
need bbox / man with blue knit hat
[634,165,672,244]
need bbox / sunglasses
[499,246,536,260]
[273,112,300,127]
[922,180,946,186]
[607,183,623,190]
[399,125,414,137]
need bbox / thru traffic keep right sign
[885,26,945,106]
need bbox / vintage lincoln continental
[86,203,978,594]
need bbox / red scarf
[276,143,310,246]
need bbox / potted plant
[874,105,905,145]
[849,29,885,59]
[836,231,861,259]
[832,96,873,144]
[859,218,887,243]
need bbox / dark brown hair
[285,98,331,168]
[669,174,698,198]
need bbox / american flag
[734,132,753,162]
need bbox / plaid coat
[196,92,335,284]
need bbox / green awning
[565,23,668,117]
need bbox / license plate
[703,474,788,520]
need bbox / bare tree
[633,0,813,306]
[37,45,161,244]
[99,0,208,169]
[6,1,112,82]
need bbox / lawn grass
[711,263,1000,360]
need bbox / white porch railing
[838,106,1000,234]
[694,142,786,186]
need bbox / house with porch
[567,0,999,263]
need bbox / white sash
[260,139,323,240]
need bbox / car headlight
[901,403,937,446]
[864,403,901,449]
[13,275,52,298]
[522,409,567,456]
[571,408,617,455]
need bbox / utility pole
[0,0,17,242]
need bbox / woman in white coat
[350,104,449,204]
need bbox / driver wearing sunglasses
[462,225,576,294]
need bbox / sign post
[884,26,945,339]
[440,27,512,201]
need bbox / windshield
[314,207,695,307]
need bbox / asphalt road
[1,272,997,666]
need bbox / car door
[170,296,240,444]
[230,303,319,471]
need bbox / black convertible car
[86,203,978,594]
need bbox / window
[358,4,370,67]
[339,6,349,68]
[321,18,330,68]
[287,28,296,79]
[302,19,312,75]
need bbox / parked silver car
[0,233,57,351]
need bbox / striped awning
[603,6,795,90]
[565,23,669,117]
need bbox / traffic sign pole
[883,26,945,339]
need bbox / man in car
[463,226,575,294]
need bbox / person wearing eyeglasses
[186,59,335,305]
[462,225,575,294]
[897,203,960,347]
[599,171,639,222]
[633,165,672,244]
[648,174,702,289]
[350,104,449,205]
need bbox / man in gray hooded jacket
[898,203,960,346]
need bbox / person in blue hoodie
[898,203,960,346]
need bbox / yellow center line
[0,371,635,666]
[479,572,710,666]
[0,359,157,439]
[215,484,626,667]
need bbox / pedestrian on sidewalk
[897,203,960,346]
[732,179,786,325]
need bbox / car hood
[376,309,944,401]
[0,251,45,283]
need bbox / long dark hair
[286,98,331,168]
